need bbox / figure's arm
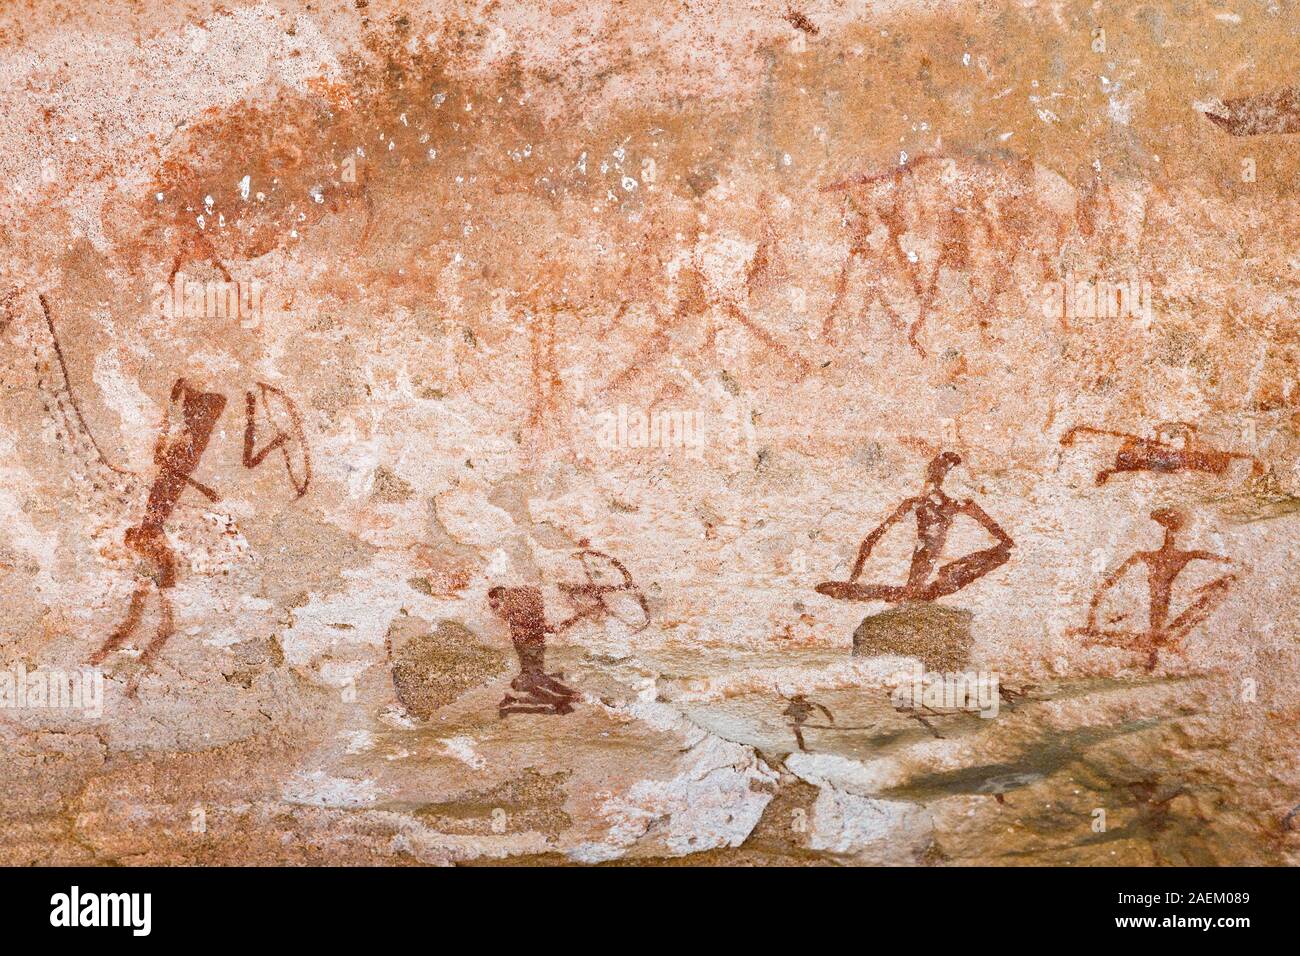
[1085,554,1140,629]
[1186,550,1233,565]
[243,390,290,467]
[848,498,918,581]
[957,499,1014,548]
[243,383,311,498]
[815,703,835,723]
[182,476,221,502]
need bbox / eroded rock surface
[853,603,974,670]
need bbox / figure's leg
[1097,451,1150,483]
[534,674,577,697]
[125,592,175,697]
[814,581,910,602]
[510,640,577,702]
[499,700,570,716]
[910,714,943,739]
[1165,574,1237,646]
[136,592,175,669]
[793,725,807,752]
[512,640,545,685]
[1116,627,1164,671]
[499,651,566,715]
[1072,625,1167,670]
[918,543,1012,600]
[90,582,149,665]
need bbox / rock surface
[853,602,974,670]
[388,617,508,719]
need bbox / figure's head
[1150,507,1186,532]
[487,585,545,626]
[926,451,962,486]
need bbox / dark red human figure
[783,694,834,752]
[90,379,226,680]
[815,452,1014,603]
[489,544,650,717]
[487,585,578,715]
[1073,507,1237,670]
[91,378,310,691]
